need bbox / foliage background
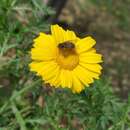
[0,0,130,130]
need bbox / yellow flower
[29,24,103,93]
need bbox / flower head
[29,25,103,93]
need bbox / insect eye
[58,43,65,48]
[61,44,65,48]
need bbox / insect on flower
[58,41,76,57]
[29,24,103,93]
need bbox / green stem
[11,101,27,130]
[0,33,10,56]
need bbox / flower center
[56,42,79,70]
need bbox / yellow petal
[78,65,100,80]
[29,61,46,73]
[51,24,66,44]
[80,52,103,63]
[72,73,84,93]
[33,33,56,50]
[79,63,102,73]
[66,30,77,42]
[76,36,96,53]
[51,24,78,44]
[29,61,58,81]
[30,48,56,61]
[40,62,59,81]
[60,69,72,88]
[31,33,57,61]
[45,66,61,87]
[73,66,93,85]
[87,48,96,53]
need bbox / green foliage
[0,78,130,130]
[0,0,53,102]
[0,0,130,130]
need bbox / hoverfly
[58,41,76,57]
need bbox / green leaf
[26,118,48,125]
[11,102,27,130]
